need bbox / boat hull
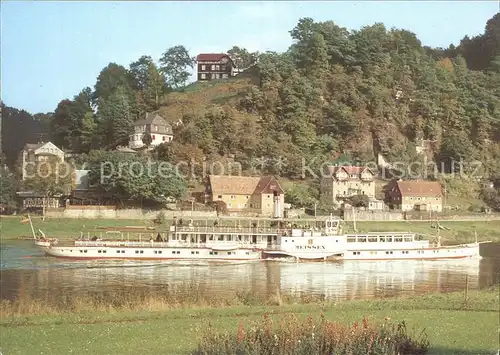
[38,245,262,261]
[342,243,483,261]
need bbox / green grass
[1,289,498,355]
[2,216,500,243]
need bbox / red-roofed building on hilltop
[196,53,235,81]
[386,180,443,212]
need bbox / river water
[1,241,499,305]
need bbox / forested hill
[4,14,500,180]
[1,103,51,166]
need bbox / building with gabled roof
[320,165,377,208]
[204,175,285,216]
[386,179,443,212]
[196,53,235,81]
[129,112,173,149]
[20,141,65,180]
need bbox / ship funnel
[273,191,281,218]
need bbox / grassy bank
[1,289,498,355]
[2,216,499,243]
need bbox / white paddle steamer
[31,215,488,262]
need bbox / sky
[1,1,499,115]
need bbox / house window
[163,136,166,141]
[222,73,228,79]
[217,195,222,199]
[211,65,215,70]
[215,65,220,70]
[152,135,155,140]
[201,65,206,70]
[221,65,226,71]
[201,73,206,79]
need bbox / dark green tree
[159,45,195,89]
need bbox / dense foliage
[192,314,429,355]
[83,150,188,205]
[2,14,500,208]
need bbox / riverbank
[2,216,499,243]
[1,289,498,355]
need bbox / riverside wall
[44,206,500,221]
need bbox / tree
[347,194,370,208]
[87,152,188,206]
[0,166,18,212]
[159,45,195,89]
[227,46,258,69]
[94,63,136,103]
[481,187,500,211]
[142,132,153,148]
[98,85,134,149]
[23,157,74,219]
[129,55,165,114]
[51,88,96,153]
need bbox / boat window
[103,250,107,253]
[347,237,356,243]
[370,251,377,255]
[135,250,139,254]
[379,237,386,242]
[196,251,199,254]
[172,251,176,254]
[218,235,224,241]
[395,237,403,242]
[385,251,393,254]
[404,237,412,242]
[358,236,366,242]
[191,251,195,255]
[245,252,249,255]
[98,250,102,253]
[368,237,377,242]
[177,251,180,254]
[84,250,87,253]
[213,252,218,255]
[122,250,125,253]
[209,251,213,255]
[227,252,232,255]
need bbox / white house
[129,112,173,149]
[20,141,65,180]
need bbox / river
[1,241,499,306]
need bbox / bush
[153,211,166,225]
[192,313,429,355]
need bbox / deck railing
[173,226,283,235]
[60,240,271,249]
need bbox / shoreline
[2,217,500,243]
[1,289,498,354]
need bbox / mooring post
[465,274,469,303]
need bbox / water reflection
[1,241,499,305]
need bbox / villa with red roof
[196,53,235,81]
[386,180,443,212]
